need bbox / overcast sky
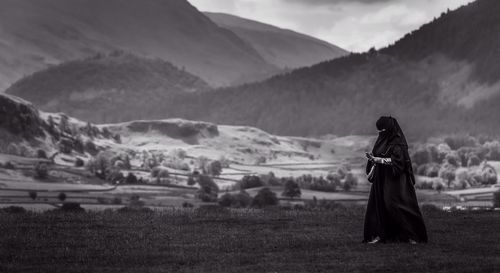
[188,0,473,52]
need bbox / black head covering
[372,116,408,156]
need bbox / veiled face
[376,116,393,133]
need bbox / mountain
[8,0,499,139]
[205,12,348,69]
[5,52,210,124]
[142,0,500,138]
[0,0,278,90]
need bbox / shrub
[336,165,351,180]
[34,162,49,180]
[60,202,85,213]
[58,138,73,154]
[85,140,99,156]
[232,191,252,208]
[417,163,440,177]
[444,151,461,167]
[125,173,138,184]
[481,164,498,185]
[255,156,267,165]
[343,173,358,191]
[73,137,85,154]
[436,143,452,162]
[218,193,234,207]
[439,163,456,188]
[444,135,477,150]
[455,169,472,189]
[74,157,85,167]
[107,168,125,184]
[4,161,16,170]
[260,172,281,186]
[467,155,481,167]
[208,161,223,176]
[37,149,47,159]
[182,202,194,208]
[58,192,67,202]
[29,191,37,200]
[412,146,432,166]
[282,180,301,199]
[87,151,113,179]
[218,156,231,168]
[239,175,264,190]
[111,197,122,205]
[252,188,278,208]
[435,183,445,194]
[0,206,26,214]
[163,158,190,171]
[187,176,196,186]
[196,175,219,202]
[6,143,19,156]
[493,190,500,208]
[129,195,145,207]
[309,176,337,192]
[97,197,109,204]
[426,164,440,178]
[416,164,428,176]
[484,141,500,161]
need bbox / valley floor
[1,208,499,273]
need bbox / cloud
[283,0,393,5]
[188,0,473,52]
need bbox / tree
[34,162,49,180]
[196,175,219,202]
[29,191,37,200]
[439,163,456,188]
[74,158,85,167]
[36,149,47,159]
[125,173,138,184]
[58,115,70,134]
[252,188,278,208]
[58,192,67,202]
[239,175,264,190]
[209,161,223,176]
[282,180,301,199]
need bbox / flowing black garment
[363,117,428,243]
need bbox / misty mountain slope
[154,0,500,138]
[5,52,210,124]
[205,12,348,69]
[0,0,278,89]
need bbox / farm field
[0,208,499,272]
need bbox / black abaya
[363,117,428,243]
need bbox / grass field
[1,207,499,273]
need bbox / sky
[188,0,474,52]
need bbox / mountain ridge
[205,12,348,69]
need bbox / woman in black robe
[363,116,428,244]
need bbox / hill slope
[5,52,210,123]
[205,12,348,69]
[138,0,500,138]
[0,0,277,89]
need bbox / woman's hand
[365,152,375,162]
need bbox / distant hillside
[6,52,210,123]
[205,12,348,69]
[144,0,500,138]
[0,0,278,89]
[0,93,356,170]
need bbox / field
[1,207,499,273]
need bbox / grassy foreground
[1,207,499,273]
